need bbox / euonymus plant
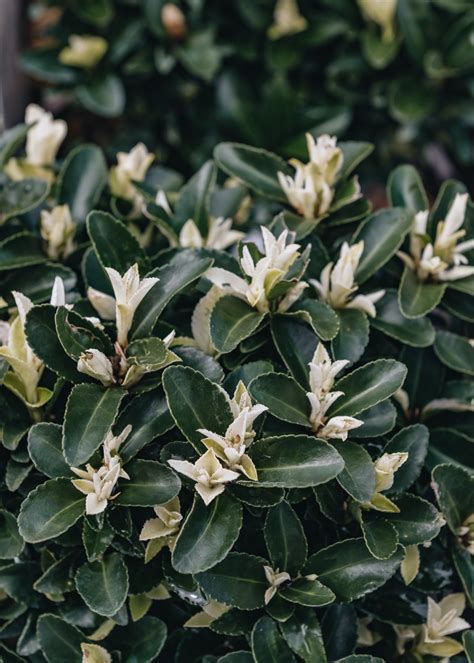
[21,0,474,178]
[0,107,473,662]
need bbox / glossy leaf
[399,266,446,318]
[57,144,107,225]
[63,383,125,466]
[75,553,128,616]
[328,359,407,417]
[249,373,311,427]
[210,295,266,353]
[196,553,267,610]
[18,479,85,543]
[304,538,403,602]
[249,435,344,488]
[252,617,296,662]
[172,492,243,574]
[28,422,71,479]
[330,439,376,502]
[371,289,435,347]
[264,501,307,575]
[214,143,290,201]
[434,330,474,376]
[115,459,181,506]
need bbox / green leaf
[264,501,307,575]
[37,614,83,663]
[426,428,474,472]
[163,365,233,448]
[82,519,114,563]
[249,435,344,488]
[464,631,474,663]
[172,492,242,574]
[353,208,413,283]
[339,141,374,178]
[383,424,429,491]
[76,74,125,118]
[56,307,113,360]
[387,165,428,212]
[249,373,311,427]
[328,359,407,417]
[251,616,296,662]
[383,494,444,545]
[0,179,49,224]
[111,616,167,662]
[293,300,340,342]
[432,464,474,532]
[75,553,128,617]
[0,232,46,270]
[131,251,213,339]
[34,553,75,595]
[0,510,24,559]
[266,593,295,622]
[214,143,290,201]
[115,390,174,462]
[280,608,327,663]
[115,459,181,506]
[175,160,216,235]
[1,262,76,305]
[28,422,71,479]
[63,383,125,466]
[304,538,403,602]
[434,330,474,376]
[428,179,467,237]
[0,123,29,169]
[87,211,147,273]
[210,295,266,353]
[25,305,92,383]
[18,478,85,543]
[351,401,396,439]
[330,440,376,502]
[361,519,399,560]
[331,309,369,366]
[399,266,446,318]
[218,653,253,663]
[280,578,335,607]
[371,289,435,347]
[196,552,267,610]
[271,314,317,389]
[57,145,107,226]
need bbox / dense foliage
[22,0,474,180]
[0,106,473,662]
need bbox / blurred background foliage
[20,0,474,188]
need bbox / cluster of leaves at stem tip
[0,103,473,663]
[20,0,474,177]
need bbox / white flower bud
[77,349,115,386]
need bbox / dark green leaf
[264,501,307,575]
[163,365,233,448]
[196,552,267,610]
[249,373,310,427]
[361,519,399,560]
[280,578,335,607]
[76,74,125,118]
[353,208,413,283]
[115,459,181,506]
[250,435,344,488]
[214,143,290,201]
[305,538,403,602]
[251,616,296,662]
[383,424,429,491]
[172,492,242,574]
[28,422,71,479]
[328,359,407,417]
[75,553,128,616]
[18,478,84,543]
[57,145,107,225]
[330,439,376,502]
[211,296,266,353]
[63,383,125,466]
[399,266,446,318]
[331,309,369,366]
[371,289,435,347]
[87,211,147,273]
[37,614,83,663]
[280,608,327,663]
[434,330,474,376]
[387,165,428,212]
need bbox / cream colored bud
[161,3,187,39]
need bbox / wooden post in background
[0,0,29,131]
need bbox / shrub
[21,0,474,177]
[0,108,473,661]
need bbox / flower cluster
[71,426,131,515]
[311,241,385,317]
[206,227,305,314]
[278,133,359,221]
[306,343,363,440]
[398,193,474,282]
